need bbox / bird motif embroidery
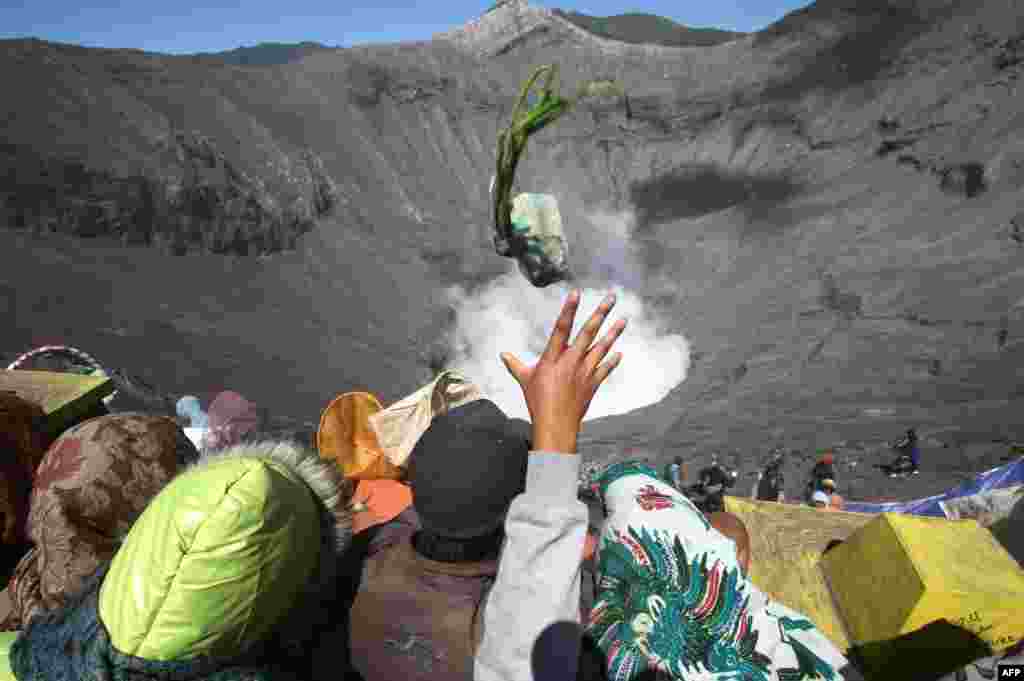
[588,523,839,681]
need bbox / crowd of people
[1,290,910,680]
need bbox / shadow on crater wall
[755,0,947,102]
[628,163,804,232]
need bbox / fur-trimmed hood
[185,441,354,658]
[188,440,353,553]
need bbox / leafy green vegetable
[492,65,625,254]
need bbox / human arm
[475,290,627,681]
[474,451,588,681]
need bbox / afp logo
[999,663,1024,678]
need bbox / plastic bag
[496,191,571,287]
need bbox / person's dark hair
[674,456,684,466]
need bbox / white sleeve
[474,451,589,681]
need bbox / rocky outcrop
[0,132,337,255]
[936,162,987,198]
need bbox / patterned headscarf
[586,461,850,680]
[2,414,198,630]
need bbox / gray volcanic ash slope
[2,0,1024,500]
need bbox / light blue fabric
[176,395,208,429]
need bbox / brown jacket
[348,537,497,681]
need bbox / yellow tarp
[0,369,113,436]
[724,497,874,652]
[822,512,1024,673]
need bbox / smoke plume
[443,205,691,421]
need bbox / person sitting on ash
[689,457,737,513]
[888,428,921,476]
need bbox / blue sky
[0,0,812,54]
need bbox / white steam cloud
[443,205,692,421]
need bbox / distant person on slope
[664,455,685,492]
[888,428,921,476]
[756,450,786,502]
[689,457,736,513]
[806,450,836,500]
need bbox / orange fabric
[351,479,414,534]
[583,531,598,562]
[316,392,403,481]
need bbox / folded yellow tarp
[0,369,113,437]
[724,497,874,652]
[822,513,1024,676]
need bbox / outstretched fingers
[501,352,531,386]
[570,292,617,358]
[540,289,580,363]
[583,318,627,376]
[592,351,623,387]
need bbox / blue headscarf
[176,395,208,428]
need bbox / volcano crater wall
[2,0,1024,479]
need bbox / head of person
[821,478,836,492]
[907,428,917,440]
[407,399,531,563]
[674,456,684,467]
[811,490,830,507]
[176,395,206,427]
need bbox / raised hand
[501,290,627,453]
